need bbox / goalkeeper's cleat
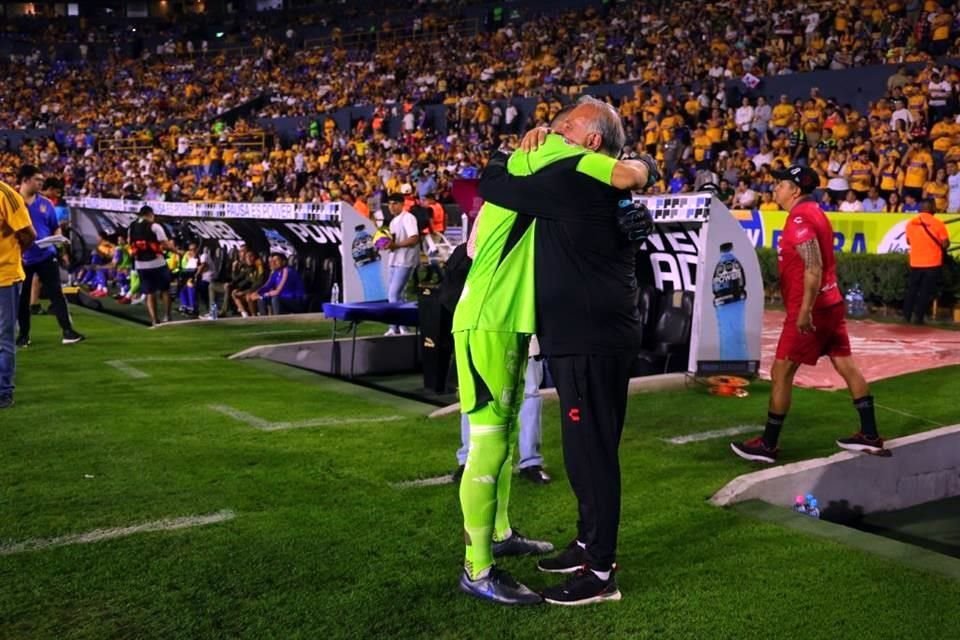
[458,567,542,605]
[492,530,554,557]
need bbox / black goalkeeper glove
[616,198,654,242]
[635,153,661,189]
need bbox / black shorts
[139,266,171,294]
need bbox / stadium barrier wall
[735,209,960,254]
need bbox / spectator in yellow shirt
[922,168,949,212]
[902,142,934,200]
[771,97,796,134]
[0,180,35,408]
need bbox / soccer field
[2,307,959,639]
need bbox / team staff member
[127,205,174,326]
[731,166,884,464]
[15,165,85,347]
[477,96,658,606]
[0,178,36,408]
[902,199,950,324]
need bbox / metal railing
[98,131,267,154]
[67,197,343,222]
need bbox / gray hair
[576,95,626,157]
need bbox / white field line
[0,510,235,556]
[391,475,455,489]
[105,356,220,379]
[104,360,149,379]
[662,424,762,445]
[207,404,404,431]
[875,403,943,427]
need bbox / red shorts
[775,303,852,366]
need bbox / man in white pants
[454,335,551,485]
[384,193,420,335]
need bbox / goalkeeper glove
[616,199,654,242]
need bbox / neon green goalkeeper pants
[454,330,530,579]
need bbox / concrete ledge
[427,372,688,419]
[159,312,329,328]
[230,333,419,377]
[711,424,960,514]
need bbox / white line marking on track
[105,357,220,379]
[207,404,405,431]
[875,403,943,426]
[0,510,235,556]
[662,425,762,444]
[390,475,455,489]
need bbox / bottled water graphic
[331,283,340,304]
[351,224,388,301]
[712,242,748,361]
[845,283,867,318]
[793,493,821,518]
[210,303,218,321]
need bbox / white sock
[591,569,611,581]
[576,540,586,549]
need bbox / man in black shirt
[478,96,657,605]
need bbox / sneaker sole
[544,589,622,606]
[730,443,776,464]
[62,338,85,345]
[836,441,884,454]
[537,564,583,574]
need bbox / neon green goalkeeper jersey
[452,134,593,334]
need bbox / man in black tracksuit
[476,97,657,605]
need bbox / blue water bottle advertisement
[340,202,390,302]
[692,197,763,376]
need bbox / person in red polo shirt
[731,165,884,463]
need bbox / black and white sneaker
[730,437,779,464]
[62,330,86,345]
[836,432,885,454]
[537,539,587,574]
[518,465,552,484]
[492,530,554,557]
[458,567,542,605]
[15,335,30,348]
[541,567,622,606]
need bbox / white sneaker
[130,295,145,305]
[240,311,249,318]
[384,328,399,336]
[398,327,412,335]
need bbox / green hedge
[755,248,958,307]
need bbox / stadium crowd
[0,0,958,212]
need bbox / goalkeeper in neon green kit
[455,100,657,605]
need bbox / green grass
[2,307,960,639]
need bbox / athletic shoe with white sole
[537,539,587,574]
[458,567,542,605]
[730,436,779,463]
[62,330,86,345]
[836,432,884,454]
[541,567,622,606]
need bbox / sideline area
[3,307,959,638]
